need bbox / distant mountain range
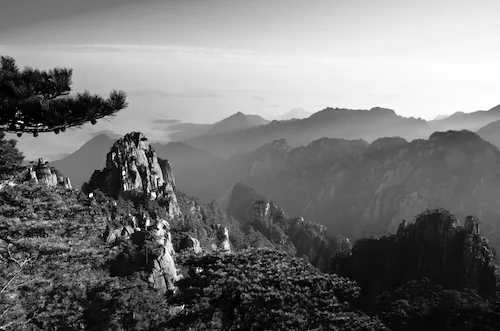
[180,107,431,158]
[168,112,269,141]
[278,108,311,120]
[429,104,500,132]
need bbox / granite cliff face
[83,132,180,218]
[108,213,180,293]
[331,209,499,297]
[236,131,500,252]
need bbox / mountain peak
[278,108,311,120]
[207,112,269,135]
[83,132,181,218]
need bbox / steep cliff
[331,209,499,297]
[83,132,180,218]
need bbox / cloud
[269,103,280,108]
[128,89,225,99]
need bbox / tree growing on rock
[0,55,128,137]
[0,130,24,179]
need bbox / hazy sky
[2,0,500,159]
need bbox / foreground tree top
[0,55,128,137]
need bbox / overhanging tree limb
[0,55,128,136]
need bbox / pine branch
[0,56,128,136]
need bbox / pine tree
[0,130,24,179]
[0,55,128,137]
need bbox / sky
[1,0,500,159]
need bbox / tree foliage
[169,249,388,331]
[0,130,24,179]
[0,56,128,136]
[370,278,500,331]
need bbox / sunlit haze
[2,0,500,159]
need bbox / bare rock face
[146,218,179,292]
[180,235,202,254]
[214,224,231,253]
[107,208,180,293]
[84,132,180,219]
[22,158,72,189]
[332,209,499,297]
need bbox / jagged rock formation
[83,132,180,219]
[109,215,180,293]
[146,218,179,291]
[21,158,72,189]
[331,209,499,297]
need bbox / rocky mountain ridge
[182,106,431,158]
[228,130,500,255]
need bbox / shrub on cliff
[169,248,388,331]
[371,278,500,331]
[0,181,110,330]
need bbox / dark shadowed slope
[183,107,431,158]
[224,182,267,224]
[51,133,117,187]
[477,119,500,149]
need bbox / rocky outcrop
[83,132,180,219]
[214,224,231,253]
[22,158,72,189]
[331,209,499,297]
[146,218,179,292]
[109,215,180,293]
[180,235,202,254]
